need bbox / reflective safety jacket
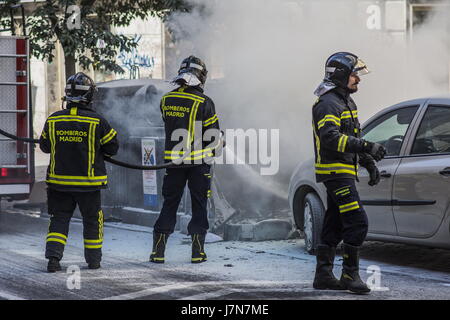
[40,104,119,191]
[312,88,374,183]
[160,85,220,163]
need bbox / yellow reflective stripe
[203,117,218,127]
[318,115,341,129]
[318,116,340,125]
[318,119,341,129]
[315,169,357,175]
[41,131,47,139]
[164,93,204,103]
[70,107,77,116]
[47,232,68,240]
[98,210,104,240]
[313,125,321,164]
[336,189,350,196]
[203,114,218,127]
[165,92,205,102]
[342,135,349,152]
[84,239,103,244]
[192,258,206,262]
[155,233,164,251]
[341,110,358,119]
[48,119,99,125]
[340,205,361,213]
[46,180,107,186]
[48,115,100,122]
[151,257,165,261]
[46,238,66,245]
[88,123,93,178]
[175,92,205,101]
[84,245,102,249]
[204,114,218,124]
[50,122,57,175]
[339,201,359,209]
[49,174,107,180]
[338,135,344,152]
[335,186,350,192]
[338,135,349,152]
[318,114,340,123]
[315,163,355,169]
[190,101,200,145]
[100,129,117,145]
[187,102,194,147]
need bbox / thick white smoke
[165,0,449,218]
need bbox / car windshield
[362,106,419,156]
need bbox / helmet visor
[353,58,370,76]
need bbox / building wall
[112,17,165,80]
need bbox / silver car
[288,96,450,254]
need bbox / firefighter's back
[41,105,118,189]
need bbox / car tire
[303,193,325,255]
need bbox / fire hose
[0,127,224,171]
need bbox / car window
[362,106,419,157]
[411,105,450,155]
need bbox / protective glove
[365,164,380,186]
[363,141,387,162]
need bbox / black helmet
[177,55,208,85]
[64,72,96,105]
[324,52,370,88]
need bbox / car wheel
[303,193,325,255]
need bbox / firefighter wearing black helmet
[311,52,387,294]
[40,72,119,272]
[149,55,221,264]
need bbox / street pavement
[0,208,449,300]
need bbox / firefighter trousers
[45,189,104,263]
[321,178,368,247]
[154,164,211,235]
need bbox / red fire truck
[0,35,34,201]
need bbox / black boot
[340,243,371,294]
[88,262,101,270]
[47,257,62,273]
[150,232,168,263]
[313,245,345,290]
[191,234,207,263]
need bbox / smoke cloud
[163,0,450,219]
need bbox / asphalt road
[0,208,449,300]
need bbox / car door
[358,105,421,235]
[393,101,450,238]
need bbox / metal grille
[0,38,16,84]
[0,85,17,111]
[0,112,18,164]
[0,37,16,55]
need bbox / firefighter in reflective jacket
[40,73,119,272]
[311,53,387,294]
[150,56,221,264]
